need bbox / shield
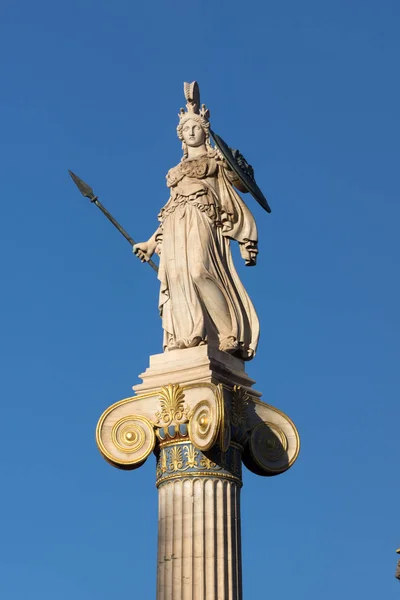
[210,129,271,214]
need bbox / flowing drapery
[157,152,259,360]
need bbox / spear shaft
[68,171,158,273]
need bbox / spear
[68,171,158,273]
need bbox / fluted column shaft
[156,440,243,600]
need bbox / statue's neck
[186,144,207,161]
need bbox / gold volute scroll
[96,413,156,470]
[188,389,220,452]
[243,408,300,477]
[250,421,288,465]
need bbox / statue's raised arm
[134,81,269,360]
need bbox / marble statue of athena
[134,82,260,360]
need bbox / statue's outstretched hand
[245,253,257,267]
[133,242,154,263]
[240,240,258,267]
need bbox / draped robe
[156,149,259,360]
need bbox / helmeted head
[177,82,211,158]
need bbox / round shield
[210,129,271,214]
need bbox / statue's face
[181,119,206,147]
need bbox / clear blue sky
[0,0,399,598]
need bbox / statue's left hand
[245,253,257,267]
[240,240,258,267]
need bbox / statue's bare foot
[188,336,204,348]
[237,345,254,361]
[165,339,180,351]
[219,336,238,353]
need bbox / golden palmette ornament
[170,445,184,471]
[231,385,249,428]
[155,384,189,427]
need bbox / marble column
[155,438,243,600]
[95,345,300,600]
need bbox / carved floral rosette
[96,382,300,477]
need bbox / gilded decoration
[200,456,217,469]
[155,384,189,427]
[243,420,293,476]
[96,382,300,476]
[251,421,288,462]
[217,385,231,453]
[155,440,242,487]
[185,444,198,468]
[231,385,249,428]
[156,422,189,445]
[170,445,184,470]
[160,448,168,474]
[97,414,156,469]
[188,397,220,452]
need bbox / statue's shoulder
[166,161,184,187]
[166,151,221,188]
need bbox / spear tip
[68,170,95,201]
